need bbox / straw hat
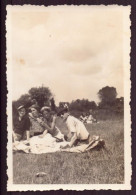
[40,106,51,113]
[17,105,25,111]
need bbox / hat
[30,104,40,112]
[57,107,68,116]
[17,105,25,111]
[40,106,51,113]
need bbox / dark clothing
[13,115,30,135]
[33,132,43,136]
[29,115,45,136]
[74,134,91,146]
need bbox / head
[17,106,26,118]
[41,106,51,119]
[82,112,86,117]
[57,107,69,120]
[31,99,37,104]
[89,109,93,114]
[61,112,69,120]
[86,112,90,116]
[30,105,40,118]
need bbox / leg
[22,131,27,140]
[38,130,48,138]
[13,132,22,142]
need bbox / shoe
[56,138,63,142]
[92,135,100,141]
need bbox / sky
[7,5,130,105]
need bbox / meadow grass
[13,118,124,184]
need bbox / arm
[50,116,56,129]
[37,116,56,134]
[25,116,31,141]
[69,132,77,147]
[66,117,77,147]
[61,132,77,149]
[43,129,48,135]
[26,130,30,141]
[38,129,48,138]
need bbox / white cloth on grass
[13,133,104,154]
[66,116,89,140]
[13,133,68,154]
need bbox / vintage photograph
[7,5,131,191]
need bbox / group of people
[79,112,97,124]
[13,105,97,149]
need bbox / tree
[98,86,117,108]
[50,98,57,111]
[69,100,82,111]
[69,99,97,112]
[28,86,52,108]
[114,97,124,113]
[12,94,32,109]
[12,101,19,118]
[17,94,32,108]
[59,102,70,108]
[88,101,97,110]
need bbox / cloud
[62,44,94,62]
[8,6,127,104]
[12,12,50,30]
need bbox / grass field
[13,118,124,184]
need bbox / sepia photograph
[6,5,131,191]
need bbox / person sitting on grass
[57,108,98,149]
[86,113,93,124]
[40,106,64,141]
[88,110,98,123]
[13,105,30,142]
[28,105,47,137]
[79,112,88,123]
[29,105,55,137]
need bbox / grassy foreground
[13,119,124,184]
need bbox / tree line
[12,85,124,118]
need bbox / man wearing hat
[13,105,30,142]
[57,107,92,148]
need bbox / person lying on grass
[57,108,98,149]
[79,112,88,123]
[40,106,64,141]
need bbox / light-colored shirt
[66,115,89,140]
[87,115,93,121]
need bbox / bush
[69,110,83,118]
[69,99,97,112]
[69,108,123,121]
[94,109,123,121]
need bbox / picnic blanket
[13,133,105,154]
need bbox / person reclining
[79,113,88,123]
[86,113,93,124]
[57,108,96,148]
